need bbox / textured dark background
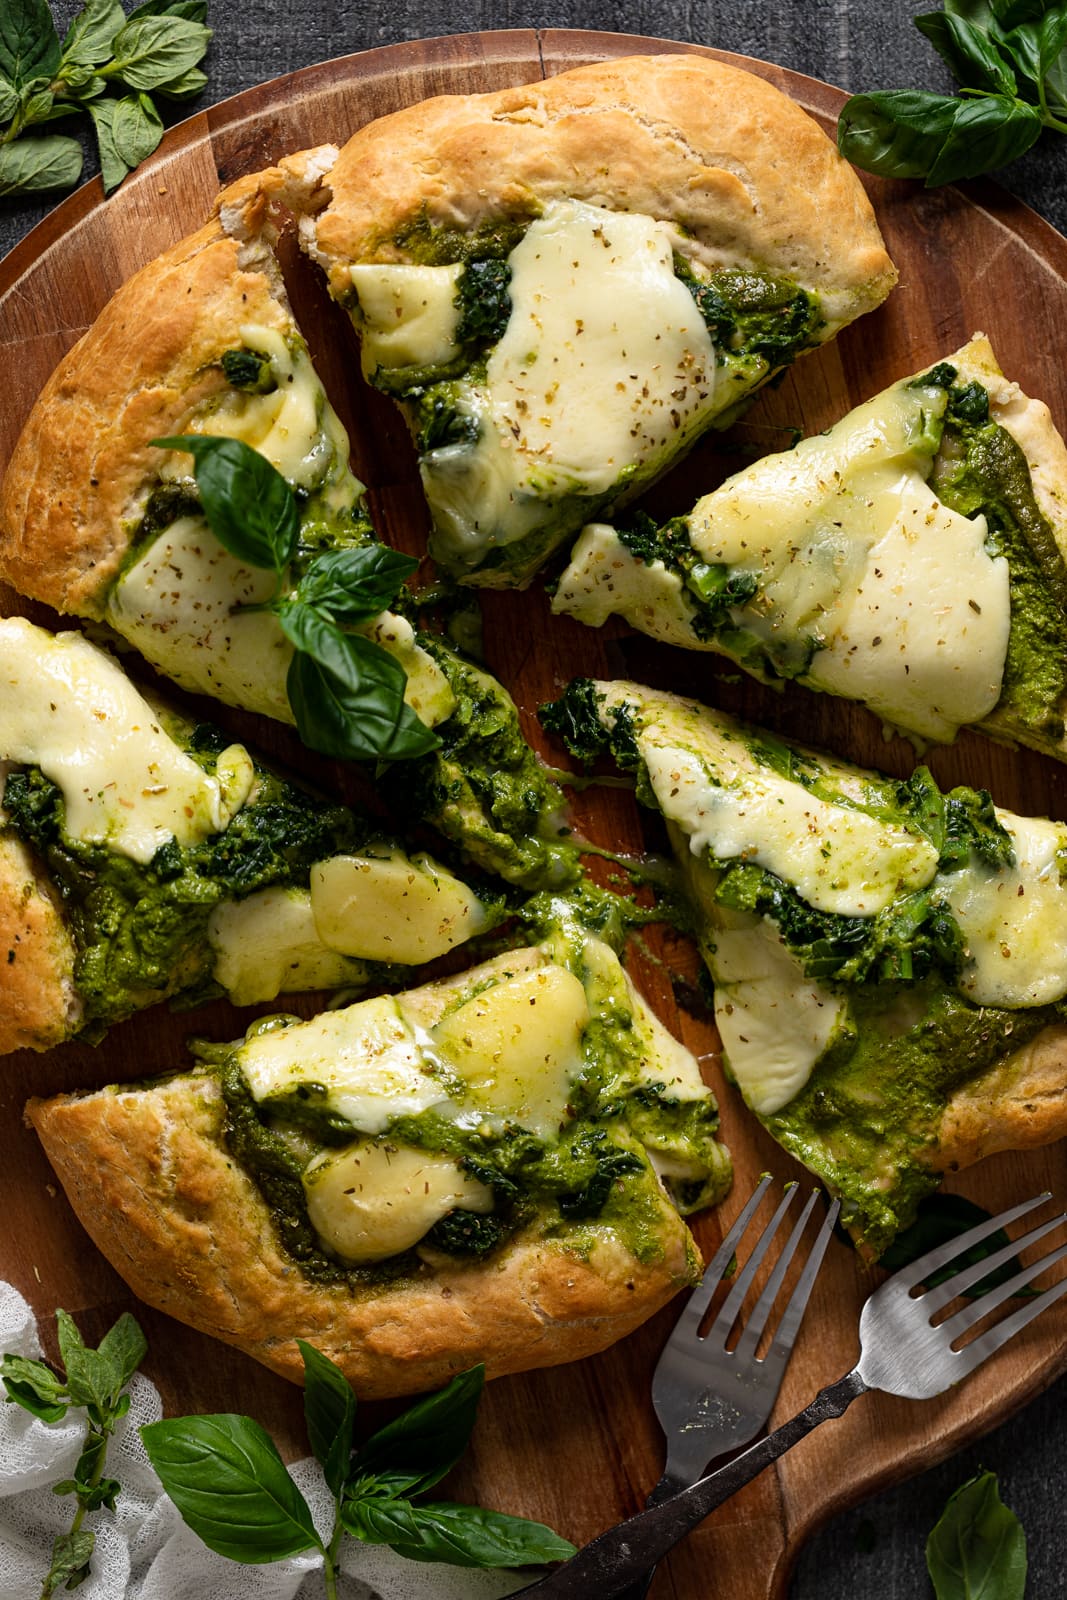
[2,3,1067,1595]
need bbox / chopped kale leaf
[221,347,277,393]
[674,259,822,368]
[455,259,512,346]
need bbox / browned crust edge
[27,1073,701,1396]
[932,1021,1067,1174]
[0,834,78,1054]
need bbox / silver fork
[516,1190,1067,1599]
[617,1175,841,1600]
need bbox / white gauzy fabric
[0,1285,526,1600]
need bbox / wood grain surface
[2,30,1067,1600]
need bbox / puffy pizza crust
[28,1072,701,1396]
[0,184,290,617]
[0,834,80,1054]
[932,1020,1067,1174]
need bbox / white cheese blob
[418,199,721,566]
[303,1140,493,1264]
[0,618,250,863]
[238,996,448,1133]
[351,261,464,372]
[553,522,700,644]
[107,517,455,728]
[597,682,938,917]
[207,887,372,1005]
[310,848,491,965]
[938,812,1067,1007]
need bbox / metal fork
[618,1175,841,1600]
[516,1191,1067,1599]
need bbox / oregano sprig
[1,1308,148,1598]
[151,432,441,762]
[141,1349,576,1599]
[0,0,212,197]
[838,0,1067,186]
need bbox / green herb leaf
[151,434,300,572]
[0,76,18,119]
[96,1313,148,1392]
[90,92,163,192]
[927,94,1042,182]
[351,1365,484,1498]
[838,89,1041,184]
[0,0,61,90]
[926,1471,1027,1599]
[879,1194,1036,1297]
[341,1495,576,1568]
[1001,10,1067,99]
[62,0,126,66]
[106,14,211,92]
[285,620,440,762]
[141,1414,323,1564]
[291,546,418,625]
[915,12,1018,94]
[154,62,206,97]
[127,0,208,19]
[991,0,1048,26]
[0,133,83,193]
[1,1354,69,1423]
[298,1341,356,1498]
[43,1529,95,1596]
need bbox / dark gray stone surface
[2,4,1066,1594]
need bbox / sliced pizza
[556,336,1067,758]
[543,677,1067,1256]
[271,54,896,587]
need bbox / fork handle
[612,1472,689,1600]
[512,1369,868,1599]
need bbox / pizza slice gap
[0,174,454,744]
[542,677,1067,1257]
[556,336,1067,761]
[0,617,506,1055]
[265,54,896,588]
[27,913,731,1396]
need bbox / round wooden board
[3,28,1067,1600]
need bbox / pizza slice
[28,919,730,1395]
[0,185,453,742]
[543,677,1067,1256]
[271,54,896,587]
[556,336,1067,758]
[0,618,502,1054]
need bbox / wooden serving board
[2,28,1067,1599]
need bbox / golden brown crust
[289,55,896,332]
[28,1073,700,1396]
[932,1022,1067,1172]
[0,197,291,617]
[0,833,79,1053]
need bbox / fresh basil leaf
[21,83,54,122]
[55,1309,87,1370]
[0,0,61,90]
[110,91,162,167]
[106,15,211,92]
[151,434,299,571]
[128,0,208,19]
[351,1365,484,1497]
[926,94,1042,182]
[96,1313,147,1391]
[88,96,129,191]
[62,0,125,65]
[945,0,1000,25]
[0,75,18,120]
[879,1194,1036,1297]
[155,63,207,98]
[1002,10,1067,98]
[915,11,1019,93]
[341,1495,576,1568]
[1,1355,70,1424]
[0,131,82,192]
[285,621,440,762]
[838,90,964,178]
[991,0,1050,25]
[44,1529,95,1594]
[57,62,106,97]
[292,545,418,625]
[926,1471,1026,1600]
[298,1341,356,1498]
[141,1414,322,1564]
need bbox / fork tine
[922,1211,1067,1313]
[705,1185,800,1346]
[672,1173,774,1338]
[764,1197,841,1373]
[947,1270,1067,1381]
[886,1192,1052,1293]
[938,1227,1067,1342]
[732,1190,820,1364]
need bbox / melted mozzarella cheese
[598,682,938,917]
[351,261,464,372]
[418,199,720,566]
[938,812,1067,1006]
[310,848,491,965]
[107,516,455,728]
[0,618,251,863]
[553,522,702,645]
[303,1140,493,1264]
[207,887,372,1005]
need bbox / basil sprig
[926,1471,1027,1599]
[151,433,440,762]
[1,1308,148,1598]
[838,0,1067,186]
[142,1349,575,1594]
[0,0,211,196]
